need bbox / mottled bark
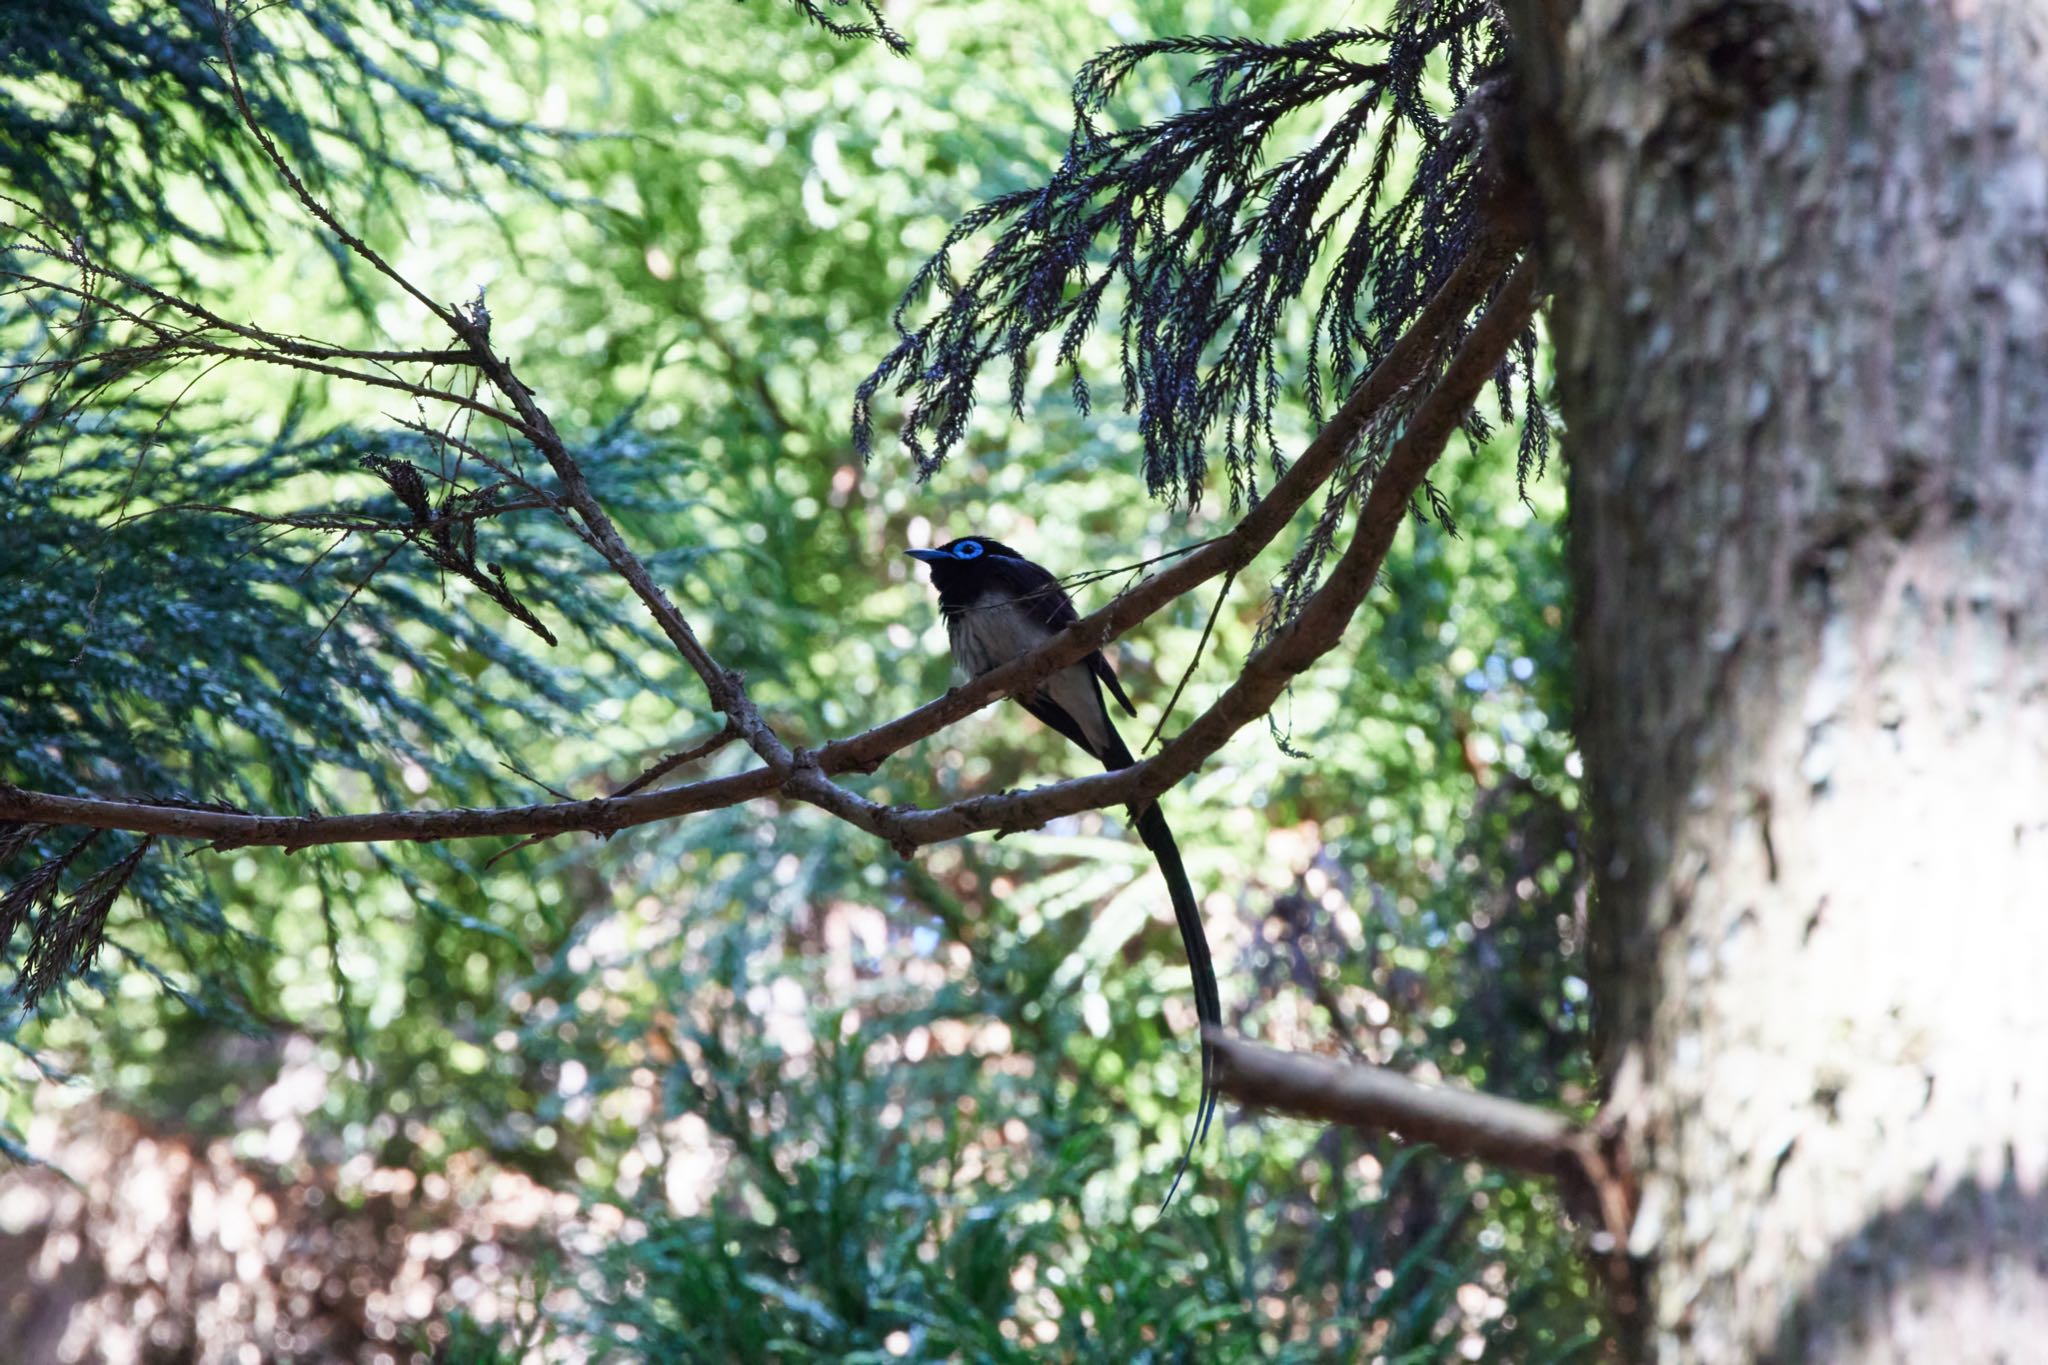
[1519,2,2048,1359]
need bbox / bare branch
[0,774,771,852]
[441,314,794,768]
[107,497,555,538]
[0,266,531,437]
[1210,1028,1642,1286]
[211,2,461,331]
[1208,1030,1579,1179]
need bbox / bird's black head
[904,536,1025,603]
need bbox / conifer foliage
[0,2,1595,1355]
[856,7,1545,550]
[2,0,1547,1178]
[0,0,619,1026]
[0,0,548,262]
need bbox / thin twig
[211,2,461,330]
[1057,535,1223,593]
[609,724,740,799]
[300,538,406,666]
[481,724,742,868]
[1143,567,1237,754]
[498,761,574,802]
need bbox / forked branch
[0,253,1539,854]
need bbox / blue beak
[904,548,948,564]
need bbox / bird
[906,534,1220,1206]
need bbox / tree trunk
[1518,2,2048,1359]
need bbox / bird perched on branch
[906,535,1220,1205]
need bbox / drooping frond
[0,358,673,1009]
[855,9,1543,516]
[0,0,552,267]
[784,0,908,54]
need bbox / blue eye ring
[953,541,983,560]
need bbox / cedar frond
[857,14,1541,511]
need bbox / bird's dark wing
[1016,692,1106,760]
[988,555,1138,719]
[1092,653,1137,718]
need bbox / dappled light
[2,0,1604,1359]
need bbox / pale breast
[946,593,1052,676]
[947,593,1114,756]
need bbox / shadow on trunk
[1773,1173,2048,1362]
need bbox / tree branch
[1208,1030,1578,1178]
[0,242,1532,854]
[1210,1028,1641,1291]
[212,3,462,332]
[444,316,793,766]
[209,2,788,774]
[829,258,1543,850]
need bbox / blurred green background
[0,0,1598,1358]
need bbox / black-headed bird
[906,535,1219,1205]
